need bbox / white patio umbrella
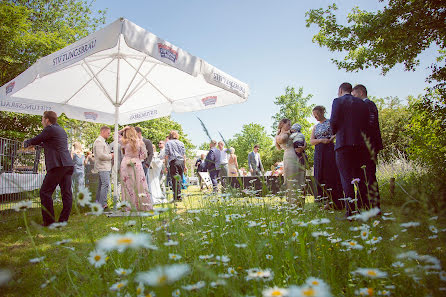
[0,17,249,206]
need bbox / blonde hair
[73,142,82,154]
[277,118,291,135]
[122,127,139,153]
[169,130,179,140]
[229,147,235,154]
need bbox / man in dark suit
[330,83,371,217]
[24,111,74,226]
[352,84,383,211]
[205,140,221,192]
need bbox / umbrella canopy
[0,18,249,206]
[0,17,249,124]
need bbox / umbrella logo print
[5,82,15,95]
[84,112,98,120]
[158,43,178,63]
[202,96,217,106]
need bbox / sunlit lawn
[0,186,445,296]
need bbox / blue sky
[92,0,437,146]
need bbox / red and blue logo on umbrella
[158,43,178,63]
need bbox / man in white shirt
[248,145,264,176]
[93,126,114,209]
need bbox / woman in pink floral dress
[118,126,152,211]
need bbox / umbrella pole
[113,105,119,210]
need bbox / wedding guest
[331,82,370,218]
[119,126,152,211]
[148,144,167,204]
[195,154,207,189]
[248,145,264,176]
[205,140,221,192]
[275,119,305,204]
[164,131,186,201]
[352,84,383,211]
[135,127,154,177]
[228,147,239,177]
[218,141,229,177]
[71,141,92,192]
[93,126,114,209]
[24,111,74,226]
[310,105,343,209]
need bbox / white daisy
[262,286,288,297]
[353,268,388,278]
[182,280,206,291]
[76,187,91,206]
[365,236,382,245]
[400,221,420,228]
[13,200,33,212]
[355,288,374,296]
[124,220,136,227]
[115,268,132,276]
[135,264,190,286]
[172,289,181,296]
[89,202,103,216]
[48,222,68,230]
[235,243,248,248]
[88,249,106,268]
[29,256,45,263]
[341,240,364,250]
[265,254,273,260]
[169,253,182,261]
[360,229,369,240]
[227,267,238,275]
[198,254,213,260]
[246,268,274,281]
[54,239,72,245]
[110,280,127,291]
[96,232,152,252]
[164,240,179,246]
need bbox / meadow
[0,164,445,297]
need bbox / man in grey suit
[248,145,264,176]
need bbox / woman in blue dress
[310,106,343,209]
[71,142,91,192]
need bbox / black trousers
[335,147,370,216]
[365,152,381,210]
[209,168,219,192]
[169,159,184,200]
[40,166,74,226]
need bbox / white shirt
[255,152,260,167]
[219,149,228,164]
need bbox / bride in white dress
[148,146,167,204]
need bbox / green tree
[271,86,315,166]
[373,96,412,161]
[305,1,446,100]
[0,0,106,140]
[227,123,274,170]
[198,142,210,151]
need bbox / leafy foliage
[271,86,315,166]
[227,123,274,169]
[305,1,446,100]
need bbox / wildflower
[76,187,91,206]
[111,227,120,231]
[360,230,369,240]
[265,254,273,260]
[210,279,227,287]
[215,255,230,263]
[29,256,45,263]
[310,218,330,225]
[89,202,103,215]
[135,264,190,286]
[182,280,206,291]
[199,254,213,260]
[400,222,420,228]
[228,267,238,275]
[164,240,179,246]
[377,290,391,296]
[40,276,56,288]
[341,240,364,250]
[353,268,387,278]
[372,220,380,227]
[392,261,404,268]
[351,178,360,184]
[366,236,382,245]
[117,201,131,211]
[0,269,12,286]
[54,239,72,245]
[312,231,329,238]
[172,289,181,296]
[110,280,128,291]
[96,232,152,252]
[115,268,132,276]
[429,225,438,234]
[288,283,332,297]
[235,243,248,248]
[169,253,182,261]
[262,286,288,297]
[13,200,33,212]
[246,268,274,281]
[124,220,136,227]
[355,288,374,296]
[349,208,381,222]
[88,249,107,268]
[48,222,68,230]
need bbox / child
[290,123,307,166]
